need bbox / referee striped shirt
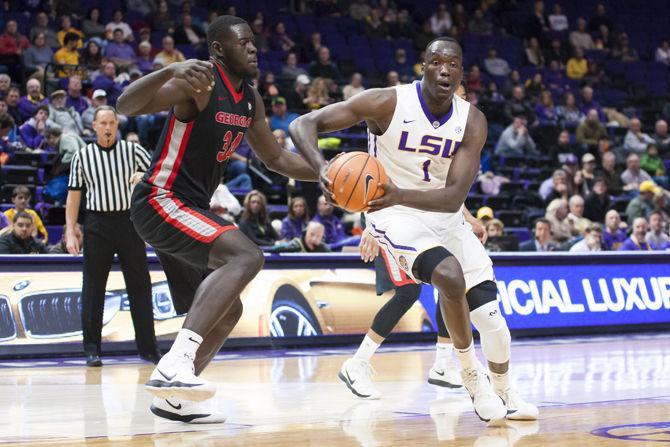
[68,140,151,212]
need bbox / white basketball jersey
[368,81,470,214]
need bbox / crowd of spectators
[0,0,668,254]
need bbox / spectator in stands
[545,198,573,243]
[394,9,415,39]
[304,77,331,110]
[282,52,307,81]
[625,181,659,225]
[269,97,299,134]
[106,29,136,70]
[281,196,310,241]
[392,48,414,84]
[259,72,280,103]
[0,212,10,233]
[598,152,623,196]
[495,116,538,158]
[309,46,341,83]
[343,73,365,100]
[569,18,595,50]
[313,195,345,245]
[501,70,521,98]
[350,0,372,21]
[364,8,389,39]
[504,86,536,123]
[153,36,185,67]
[53,32,80,77]
[482,81,504,104]
[611,33,638,62]
[386,71,402,87]
[566,47,588,80]
[524,73,545,102]
[250,19,270,53]
[267,221,330,253]
[549,130,576,162]
[485,219,504,239]
[57,15,84,49]
[545,38,569,66]
[602,210,627,250]
[22,32,53,78]
[5,87,21,124]
[18,78,48,122]
[535,90,559,126]
[652,119,670,156]
[48,90,83,135]
[542,168,569,202]
[579,153,598,194]
[0,20,29,82]
[66,76,90,115]
[519,218,556,251]
[80,41,103,71]
[269,22,296,53]
[567,194,592,234]
[82,90,106,133]
[239,190,280,247]
[30,12,60,49]
[583,61,610,88]
[92,62,125,106]
[413,21,436,53]
[640,143,668,188]
[525,37,545,68]
[44,127,85,167]
[584,177,610,223]
[621,153,653,193]
[468,9,493,36]
[82,7,106,39]
[588,3,612,32]
[4,185,48,242]
[0,74,10,99]
[483,48,511,77]
[624,118,656,155]
[619,217,653,251]
[578,86,605,121]
[569,222,603,252]
[655,39,670,65]
[285,75,310,112]
[548,3,569,32]
[576,109,607,151]
[647,211,669,248]
[151,1,176,34]
[556,91,584,128]
[430,3,452,36]
[105,10,133,43]
[135,42,154,74]
[19,105,59,150]
[476,206,494,224]
[0,212,47,254]
[525,0,549,42]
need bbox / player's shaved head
[425,37,462,58]
[207,15,248,48]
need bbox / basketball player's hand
[170,59,215,93]
[470,219,487,244]
[129,172,143,186]
[359,229,379,262]
[367,181,402,212]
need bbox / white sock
[454,341,479,370]
[353,335,380,362]
[170,329,203,357]
[490,370,510,393]
[435,342,453,363]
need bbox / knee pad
[469,300,511,364]
[413,246,453,284]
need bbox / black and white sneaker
[150,397,226,424]
[145,352,216,402]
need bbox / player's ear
[210,41,224,58]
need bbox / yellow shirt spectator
[4,209,48,243]
[57,28,84,49]
[566,57,588,79]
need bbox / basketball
[326,152,389,212]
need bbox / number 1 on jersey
[422,159,431,182]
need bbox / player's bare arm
[245,89,318,181]
[289,88,396,178]
[368,106,487,213]
[116,60,214,119]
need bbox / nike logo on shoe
[166,399,182,410]
[403,119,416,124]
[435,370,445,376]
[345,371,356,385]
[158,368,176,381]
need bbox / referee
[65,105,160,367]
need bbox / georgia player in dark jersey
[117,16,317,423]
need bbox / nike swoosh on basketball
[158,369,176,381]
[363,174,375,201]
[166,399,182,410]
[403,119,416,123]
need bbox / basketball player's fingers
[188,69,212,92]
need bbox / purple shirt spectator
[280,216,306,240]
[0,213,8,230]
[312,214,345,245]
[134,56,153,73]
[18,95,48,122]
[92,75,124,106]
[618,237,654,251]
[67,95,89,115]
[105,41,136,62]
[602,228,627,250]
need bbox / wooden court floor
[0,334,669,446]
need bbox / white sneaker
[150,397,226,424]
[461,367,507,422]
[497,388,539,420]
[428,357,463,388]
[145,351,216,402]
[338,358,381,400]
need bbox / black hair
[113,28,124,34]
[35,104,49,115]
[12,185,31,199]
[425,36,461,53]
[45,127,62,138]
[13,210,33,224]
[0,113,14,130]
[64,32,79,45]
[206,15,248,48]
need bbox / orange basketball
[326,152,389,212]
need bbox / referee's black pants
[81,211,158,357]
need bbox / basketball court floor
[1,333,668,446]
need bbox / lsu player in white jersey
[290,37,537,423]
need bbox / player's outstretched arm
[288,89,396,175]
[246,89,319,181]
[117,60,214,117]
[368,107,487,213]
